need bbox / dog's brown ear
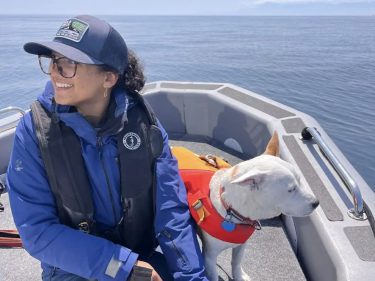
[264,131,279,157]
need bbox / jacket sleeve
[7,113,137,281]
[154,120,208,280]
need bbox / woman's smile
[55,82,73,89]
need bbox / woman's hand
[134,260,163,281]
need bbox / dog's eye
[288,186,296,193]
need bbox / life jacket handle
[198,154,231,169]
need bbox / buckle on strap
[191,199,210,225]
[192,199,203,210]
[77,221,91,233]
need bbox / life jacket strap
[192,199,211,225]
[31,101,95,231]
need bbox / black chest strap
[117,95,163,254]
[31,101,94,231]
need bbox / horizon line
[0,13,374,17]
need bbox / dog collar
[219,187,261,230]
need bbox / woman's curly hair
[122,49,145,94]
[100,49,145,94]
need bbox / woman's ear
[103,72,119,88]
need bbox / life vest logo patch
[123,132,141,150]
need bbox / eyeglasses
[38,55,78,78]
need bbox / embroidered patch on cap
[55,18,89,42]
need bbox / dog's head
[220,132,319,220]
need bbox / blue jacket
[7,81,208,281]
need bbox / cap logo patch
[123,132,141,150]
[55,18,89,42]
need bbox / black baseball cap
[24,15,128,74]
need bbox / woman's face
[49,53,108,110]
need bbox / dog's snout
[312,200,319,209]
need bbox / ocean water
[0,15,374,191]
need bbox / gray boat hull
[1,81,374,281]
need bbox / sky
[0,0,375,16]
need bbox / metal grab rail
[301,127,367,220]
[0,106,26,116]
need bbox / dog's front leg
[203,246,222,281]
[232,244,251,281]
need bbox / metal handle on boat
[301,127,367,221]
[0,106,25,116]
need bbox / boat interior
[1,81,374,281]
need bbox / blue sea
[0,15,374,191]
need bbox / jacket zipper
[158,230,187,267]
[97,136,118,224]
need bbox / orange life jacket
[172,147,255,244]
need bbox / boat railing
[0,106,25,132]
[0,106,26,117]
[301,127,367,221]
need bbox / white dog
[177,132,319,281]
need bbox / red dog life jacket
[172,147,256,244]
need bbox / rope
[216,263,232,280]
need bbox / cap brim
[23,41,104,65]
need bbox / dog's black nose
[312,200,320,209]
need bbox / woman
[7,15,208,281]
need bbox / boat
[1,81,374,281]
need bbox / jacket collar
[37,81,133,145]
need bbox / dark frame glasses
[38,55,79,78]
